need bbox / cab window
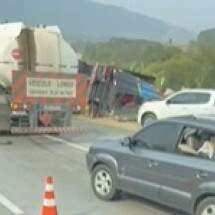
[177,127,215,160]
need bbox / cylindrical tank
[0,22,78,89]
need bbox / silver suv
[87,117,215,215]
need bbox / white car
[138,89,215,126]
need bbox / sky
[93,0,215,32]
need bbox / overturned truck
[0,22,83,134]
[88,65,160,120]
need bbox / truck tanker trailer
[0,22,85,133]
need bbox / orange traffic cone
[41,176,58,215]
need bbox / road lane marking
[45,135,89,152]
[0,193,24,215]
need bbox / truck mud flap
[10,127,87,135]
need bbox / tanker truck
[0,22,84,134]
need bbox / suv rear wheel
[91,164,119,201]
[196,197,215,215]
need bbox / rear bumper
[11,111,27,116]
[10,127,86,134]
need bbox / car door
[164,92,193,117]
[0,94,10,131]
[119,144,160,201]
[165,92,211,118]
[119,121,182,202]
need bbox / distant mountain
[94,0,215,33]
[0,0,195,44]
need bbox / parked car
[138,89,215,127]
[0,93,10,131]
[87,116,215,215]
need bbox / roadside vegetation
[75,29,215,91]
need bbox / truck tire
[196,197,215,215]
[91,164,120,201]
[141,113,157,127]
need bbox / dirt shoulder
[75,115,141,133]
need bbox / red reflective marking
[44,192,55,199]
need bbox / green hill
[198,29,215,43]
[80,38,181,71]
[77,30,215,90]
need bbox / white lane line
[0,193,24,215]
[45,135,89,152]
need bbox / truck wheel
[91,164,120,201]
[196,197,215,215]
[141,113,157,127]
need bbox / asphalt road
[0,117,185,215]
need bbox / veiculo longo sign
[26,77,76,98]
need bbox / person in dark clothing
[92,97,100,118]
